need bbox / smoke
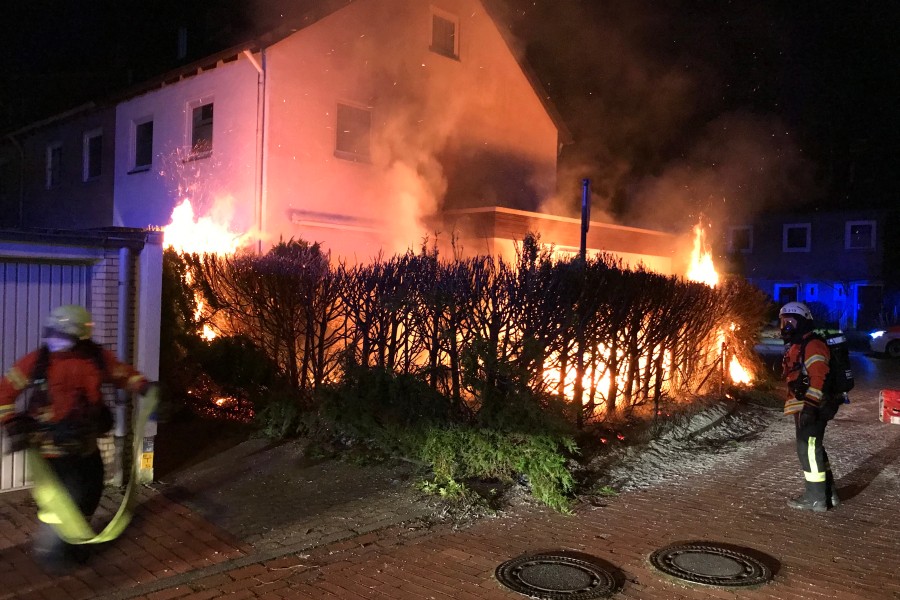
[627,111,817,233]
[512,0,816,238]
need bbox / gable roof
[108,0,571,142]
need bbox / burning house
[0,0,677,272]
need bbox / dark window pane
[192,103,213,152]
[335,104,371,159]
[786,226,807,249]
[87,135,102,179]
[849,223,873,248]
[732,228,751,251]
[135,121,154,167]
[48,146,62,188]
[431,15,456,57]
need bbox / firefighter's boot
[787,481,828,512]
[826,470,840,508]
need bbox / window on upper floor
[190,101,214,158]
[82,128,102,181]
[430,11,459,59]
[845,220,876,250]
[728,226,752,253]
[46,142,62,189]
[133,119,154,171]
[335,103,371,162]
[783,223,810,252]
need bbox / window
[430,12,458,59]
[783,223,811,252]
[83,129,102,181]
[774,284,799,306]
[728,226,752,253]
[335,103,371,161]
[190,101,214,156]
[134,119,154,170]
[845,220,875,250]
[46,143,62,189]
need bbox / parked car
[869,326,900,358]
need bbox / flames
[163,198,251,342]
[686,222,719,287]
[686,220,753,386]
[162,198,250,255]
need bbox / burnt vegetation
[160,235,768,511]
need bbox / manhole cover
[495,553,620,599]
[649,543,772,587]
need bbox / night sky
[1,0,897,225]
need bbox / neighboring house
[723,208,900,330]
[0,0,677,273]
[1,104,117,229]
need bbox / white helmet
[779,301,813,321]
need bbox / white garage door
[0,260,91,491]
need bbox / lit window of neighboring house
[728,225,752,253]
[133,119,154,171]
[46,142,62,189]
[845,220,876,250]
[783,223,811,252]
[335,103,372,162]
[431,11,458,59]
[190,101,214,157]
[83,128,102,181]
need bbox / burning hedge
[172,234,767,427]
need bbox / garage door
[0,260,91,491]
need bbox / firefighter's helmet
[44,305,94,340]
[779,301,813,321]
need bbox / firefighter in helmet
[779,301,839,512]
[0,305,149,572]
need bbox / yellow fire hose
[25,387,159,544]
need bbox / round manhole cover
[649,543,772,587]
[495,553,620,599]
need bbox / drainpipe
[243,47,267,254]
[113,245,132,486]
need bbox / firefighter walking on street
[0,305,149,573]
[780,301,840,512]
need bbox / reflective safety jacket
[0,346,147,457]
[782,333,830,415]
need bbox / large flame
[162,198,248,255]
[686,220,752,385]
[686,222,719,287]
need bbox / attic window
[431,12,458,59]
[335,103,371,162]
[82,129,102,181]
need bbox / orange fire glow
[686,221,752,385]
[162,198,249,255]
[686,222,719,287]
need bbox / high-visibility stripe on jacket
[782,333,830,415]
[0,346,147,457]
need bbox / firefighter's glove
[798,406,818,430]
[788,376,810,401]
[2,413,39,454]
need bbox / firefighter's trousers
[794,408,831,485]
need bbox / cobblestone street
[2,351,899,599]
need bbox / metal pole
[580,179,591,261]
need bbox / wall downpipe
[113,245,132,486]
[243,47,267,254]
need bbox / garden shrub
[420,427,578,513]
